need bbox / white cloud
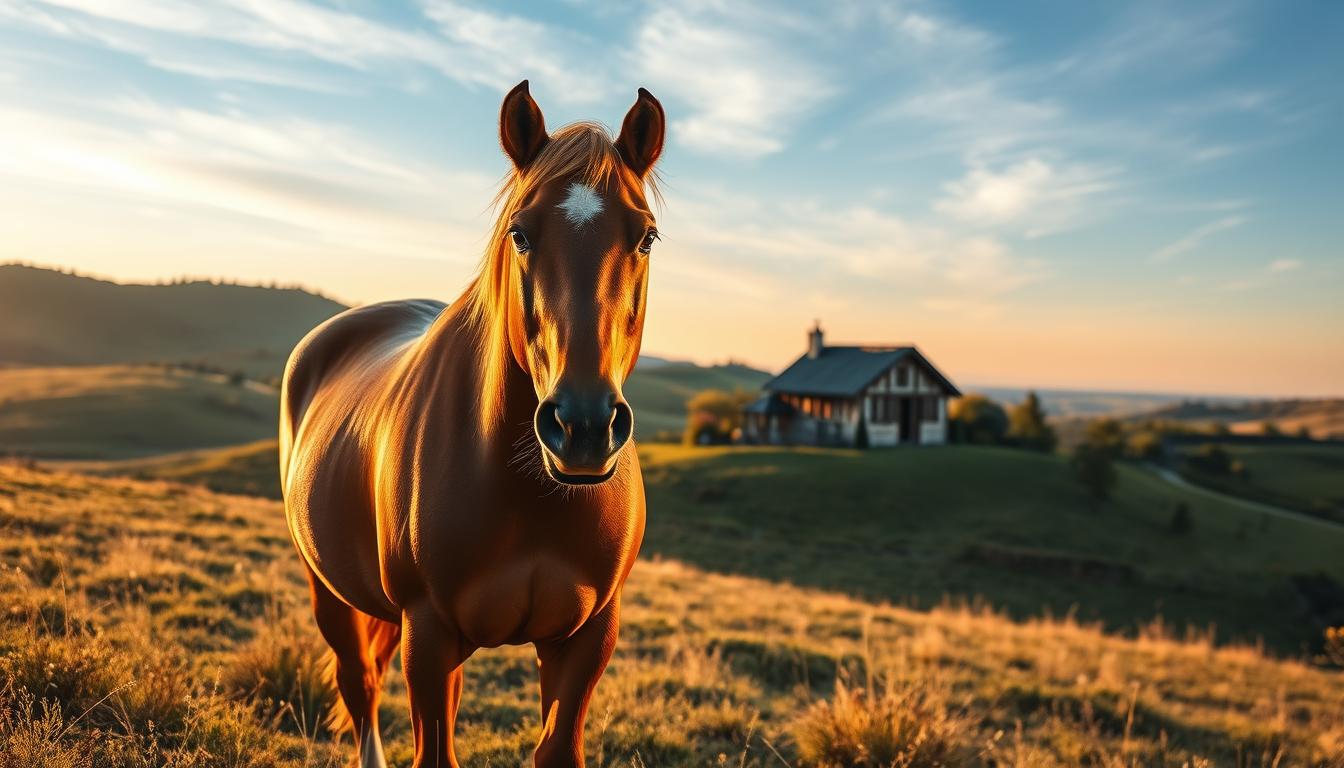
[1267,258,1301,273]
[4,0,607,100]
[1057,5,1241,82]
[632,3,832,157]
[934,158,1115,235]
[1150,216,1245,262]
[0,98,495,264]
[655,183,1047,317]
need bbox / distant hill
[1140,398,1344,439]
[0,356,767,463]
[0,264,347,378]
[0,365,277,460]
[970,385,1248,419]
[623,361,771,438]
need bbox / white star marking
[557,183,604,227]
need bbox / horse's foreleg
[402,601,474,768]
[533,597,621,768]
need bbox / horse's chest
[452,554,610,647]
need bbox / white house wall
[920,397,947,444]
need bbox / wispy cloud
[1150,216,1246,262]
[1055,4,1242,82]
[1267,258,1301,273]
[659,183,1048,318]
[632,2,832,157]
[0,97,495,263]
[934,158,1116,236]
[4,0,607,99]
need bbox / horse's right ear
[500,80,549,170]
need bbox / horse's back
[279,298,445,620]
[281,299,444,449]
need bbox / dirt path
[1148,465,1344,532]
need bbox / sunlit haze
[1,1,1341,396]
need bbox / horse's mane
[467,121,660,431]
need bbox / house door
[898,397,916,444]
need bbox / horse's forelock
[468,122,658,430]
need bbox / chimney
[807,320,824,359]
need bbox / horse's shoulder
[281,299,447,436]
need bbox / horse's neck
[423,296,535,453]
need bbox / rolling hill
[0,264,346,379]
[66,441,1344,652]
[0,265,770,454]
[2,464,1340,765]
[0,360,766,461]
[623,361,770,437]
[0,365,277,460]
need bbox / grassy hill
[1175,442,1344,521]
[0,365,277,459]
[50,438,281,497]
[624,361,770,438]
[0,264,346,379]
[0,358,765,460]
[66,442,1344,653]
[2,464,1340,766]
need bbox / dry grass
[791,667,978,767]
[1,464,1342,766]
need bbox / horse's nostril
[534,400,567,456]
[610,401,633,448]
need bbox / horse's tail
[317,645,350,735]
[320,616,402,736]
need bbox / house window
[896,366,909,387]
[923,396,940,422]
[871,395,897,423]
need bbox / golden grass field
[2,463,1341,767]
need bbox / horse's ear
[500,80,549,170]
[616,87,665,178]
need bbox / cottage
[742,323,960,447]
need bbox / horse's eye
[638,229,659,255]
[509,228,530,254]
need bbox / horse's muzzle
[534,389,633,484]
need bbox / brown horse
[278,81,664,768]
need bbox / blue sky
[0,0,1340,396]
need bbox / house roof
[743,393,796,416]
[764,346,961,398]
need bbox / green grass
[70,441,1344,652]
[637,444,1344,650]
[1,464,1340,766]
[0,365,277,460]
[1178,443,1344,521]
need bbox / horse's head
[489,81,664,485]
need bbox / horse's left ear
[616,87,665,178]
[500,80,549,170]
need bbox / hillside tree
[1071,442,1115,503]
[1007,391,1057,452]
[684,389,756,445]
[948,395,1008,445]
